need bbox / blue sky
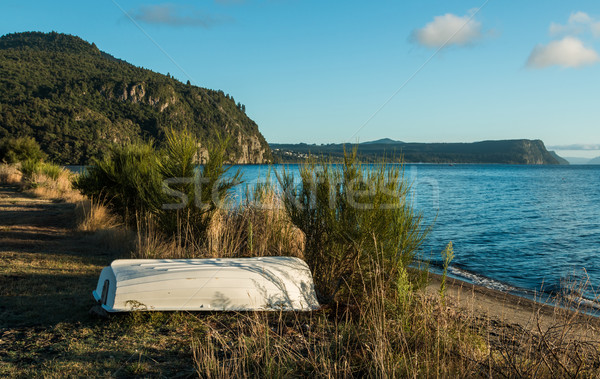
[2,0,600,158]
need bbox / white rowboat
[92,257,320,312]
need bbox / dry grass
[73,196,137,255]
[26,170,84,202]
[1,162,84,202]
[131,188,305,260]
[75,197,121,232]
[483,280,600,377]
[0,163,23,184]
[189,279,600,378]
[190,283,487,377]
[207,189,304,258]
[133,214,185,259]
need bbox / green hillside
[0,31,272,164]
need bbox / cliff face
[0,32,272,164]
[508,140,561,165]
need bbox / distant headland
[271,139,568,165]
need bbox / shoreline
[425,272,600,336]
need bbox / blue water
[69,163,600,302]
[231,164,600,302]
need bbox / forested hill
[0,31,272,164]
[271,139,567,164]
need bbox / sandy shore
[426,272,600,341]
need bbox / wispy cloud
[412,12,482,48]
[549,11,600,38]
[527,36,599,68]
[132,4,229,27]
[547,144,600,151]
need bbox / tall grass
[191,250,489,377]
[206,182,304,258]
[191,262,600,378]
[75,196,122,232]
[131,185,304,260]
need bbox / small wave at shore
[448,266,517,293]
[437,264,600,316]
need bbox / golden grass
[131,188,305,260]
[207,190,304,258]
[26,170,84,202]
[189,280,600,378]
[0,163,23,184]
[75,197,121,232]
[189,285,484,377]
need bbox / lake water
[70,163,600,303]
[232,164,600,303]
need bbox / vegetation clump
[75,129,242,248]
[0,136,46,164]
[279,150,428,303]
[0,136,81,201]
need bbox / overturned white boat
[92,257,320,312]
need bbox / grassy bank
[2,157,600,377]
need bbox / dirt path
[0,184,116,327]
[0,184,195,378]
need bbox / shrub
[75,129,241,243]
[0,136,46,164]
[279,149,429,303]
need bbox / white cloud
[413,13,482,48]
[549,11,600,37]
[527,37,599,68]
[569,11,592,24]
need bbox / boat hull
[92,257,320,312]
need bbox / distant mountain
[271,139,564,164]
[588,156,600,165]
[362,138,404,145]
[0,31,271,164]
[564,157,592,165]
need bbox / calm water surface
[235,164,600,301]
